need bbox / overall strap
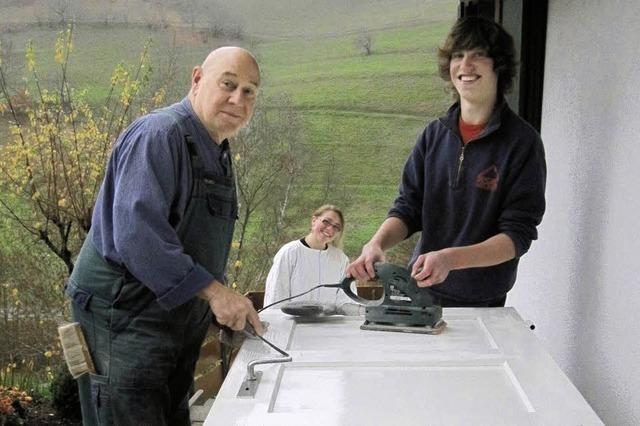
[152,107,203,197]
[153,107,202,171]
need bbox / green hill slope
[255,17,455,254]
[0,0,458,260]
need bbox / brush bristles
[58,322,96,378]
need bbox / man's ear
[191,66,202,87]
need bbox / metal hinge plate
[237,371,262,398]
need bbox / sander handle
[339,275,385,306]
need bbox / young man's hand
[347,217,409,281]
[411,249,454,287]
[346,241,385,281]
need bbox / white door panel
[205,308,602,425]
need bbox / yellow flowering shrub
[0,26,165,273]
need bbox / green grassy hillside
[255,16,455,255]
[2,0,454,38]
[0,0,458,260]
[220,0,455,38]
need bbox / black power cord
[258,282,342,313]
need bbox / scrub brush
[58,322,96,378]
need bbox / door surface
[205,308,602,425]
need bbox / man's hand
[410,235,517,287]
[347,217,408,281]
[346,241,385,281]
[411,250,453,287]
[198,281,264,335]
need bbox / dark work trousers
[66,115,238,425]
[67,246,211,426]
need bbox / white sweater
[263,240,357,310]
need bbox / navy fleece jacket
[388,100,546,302]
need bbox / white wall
[509,1,640,424]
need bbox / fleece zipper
[455,143,466,187]
[439,104,503,189]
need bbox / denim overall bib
[65,109,237,425]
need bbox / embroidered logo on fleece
[475,165,499,191]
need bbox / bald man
[66,47,264,425]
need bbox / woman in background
[263,204,361,314]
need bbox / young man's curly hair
[437,17,517,99]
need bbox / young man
[66,47,264,425]
[347,17,546,307]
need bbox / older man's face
[190,49,260,143]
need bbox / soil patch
[23,399,82,426]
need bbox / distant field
[1,0,455,39]
[218,0,455,39]
[0,0,458,259]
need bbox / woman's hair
[312,204,345,248]
[437,16,517,99]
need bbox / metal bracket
[237,371,262,398]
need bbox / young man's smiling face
[449,48,498,106]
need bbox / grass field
[0,0,458,259]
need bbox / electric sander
[340,262,446,334]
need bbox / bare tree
[0,37,17,95]
[181,0,209,29]
[226,95,308,292]
[49,0,73,25]
[355,30,374,56]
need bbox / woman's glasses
[320,218,342,232]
